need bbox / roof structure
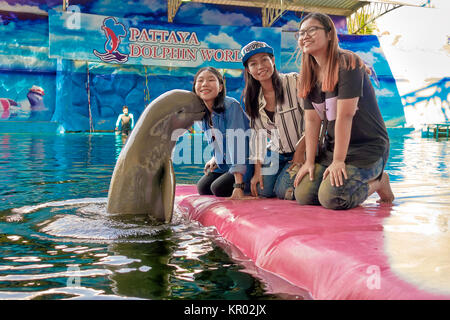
[0,0,430,32]
[168,0,432,29]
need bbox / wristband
[233,183,245,190]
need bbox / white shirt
[250,72,305,162]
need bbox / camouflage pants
[294,157,384,210]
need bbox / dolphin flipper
[162,158,175,223]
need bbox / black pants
[197,172,235,197]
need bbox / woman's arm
[288,72,307,170]
[304,109,322,165]
[289,135,306,170]
[250,160,263,197]
[225,100,249,177]
[247,109,266,197]
[294,109,321,186]
[229,172,245,199]
[223,100,252,199]
[323,97,358,186]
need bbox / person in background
[115,105,134,136]
[241,40,306,200]
[194,67,253,199]
[293,12,394,209]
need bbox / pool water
[0,129,449,299]
[0,132,305,300]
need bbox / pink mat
[175,184,450,300]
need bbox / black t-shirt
[265,109,275,122]
[303,62,389,168]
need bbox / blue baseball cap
[241,41,274,65]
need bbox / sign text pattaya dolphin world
[49,10,282,69]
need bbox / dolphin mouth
[184,111,205,114]
[184,111,206,118]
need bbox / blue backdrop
[0,0,404,132]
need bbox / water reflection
[379,130,450,295]
[114,132,127,160]
[1,129,449,299]
[1,196,291,300]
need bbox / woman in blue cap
[241,41,306,200]
[194,67,253,199]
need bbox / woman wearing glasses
[293,13,394,209]
[241,41,306,200]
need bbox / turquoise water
[0,132,304,300]
[0,129,449,300]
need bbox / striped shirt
[249,72,305,162]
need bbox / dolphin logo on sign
[93,17,129,63]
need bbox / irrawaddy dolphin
[107,89,205,222]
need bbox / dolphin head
[168,92,206,130]
[145,90,205,139]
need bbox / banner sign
[49,11,281,69]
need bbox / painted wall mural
[0,0,405,132]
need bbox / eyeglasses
[295,26,328,40]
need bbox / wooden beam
[362,0,429,7]
[347,1,404,34]
[262,1,286,27]
[188,0,353,16]
[168,0,183,23]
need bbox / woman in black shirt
[293,13,394,209]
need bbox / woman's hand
[288,136,306,171]
[287,151,305,172]
[323,160,347,187]
[228,187,259,200]
[287,152,305,179]
[204,158,217,175]
[294,162,315,187]
[250,173,263,197]
[229,187,245,200]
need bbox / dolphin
[107,89,205,222]
[102,17,126,54]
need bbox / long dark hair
[242,54,284,120]
[192,67,226,114]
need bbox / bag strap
[318,109,328,155]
